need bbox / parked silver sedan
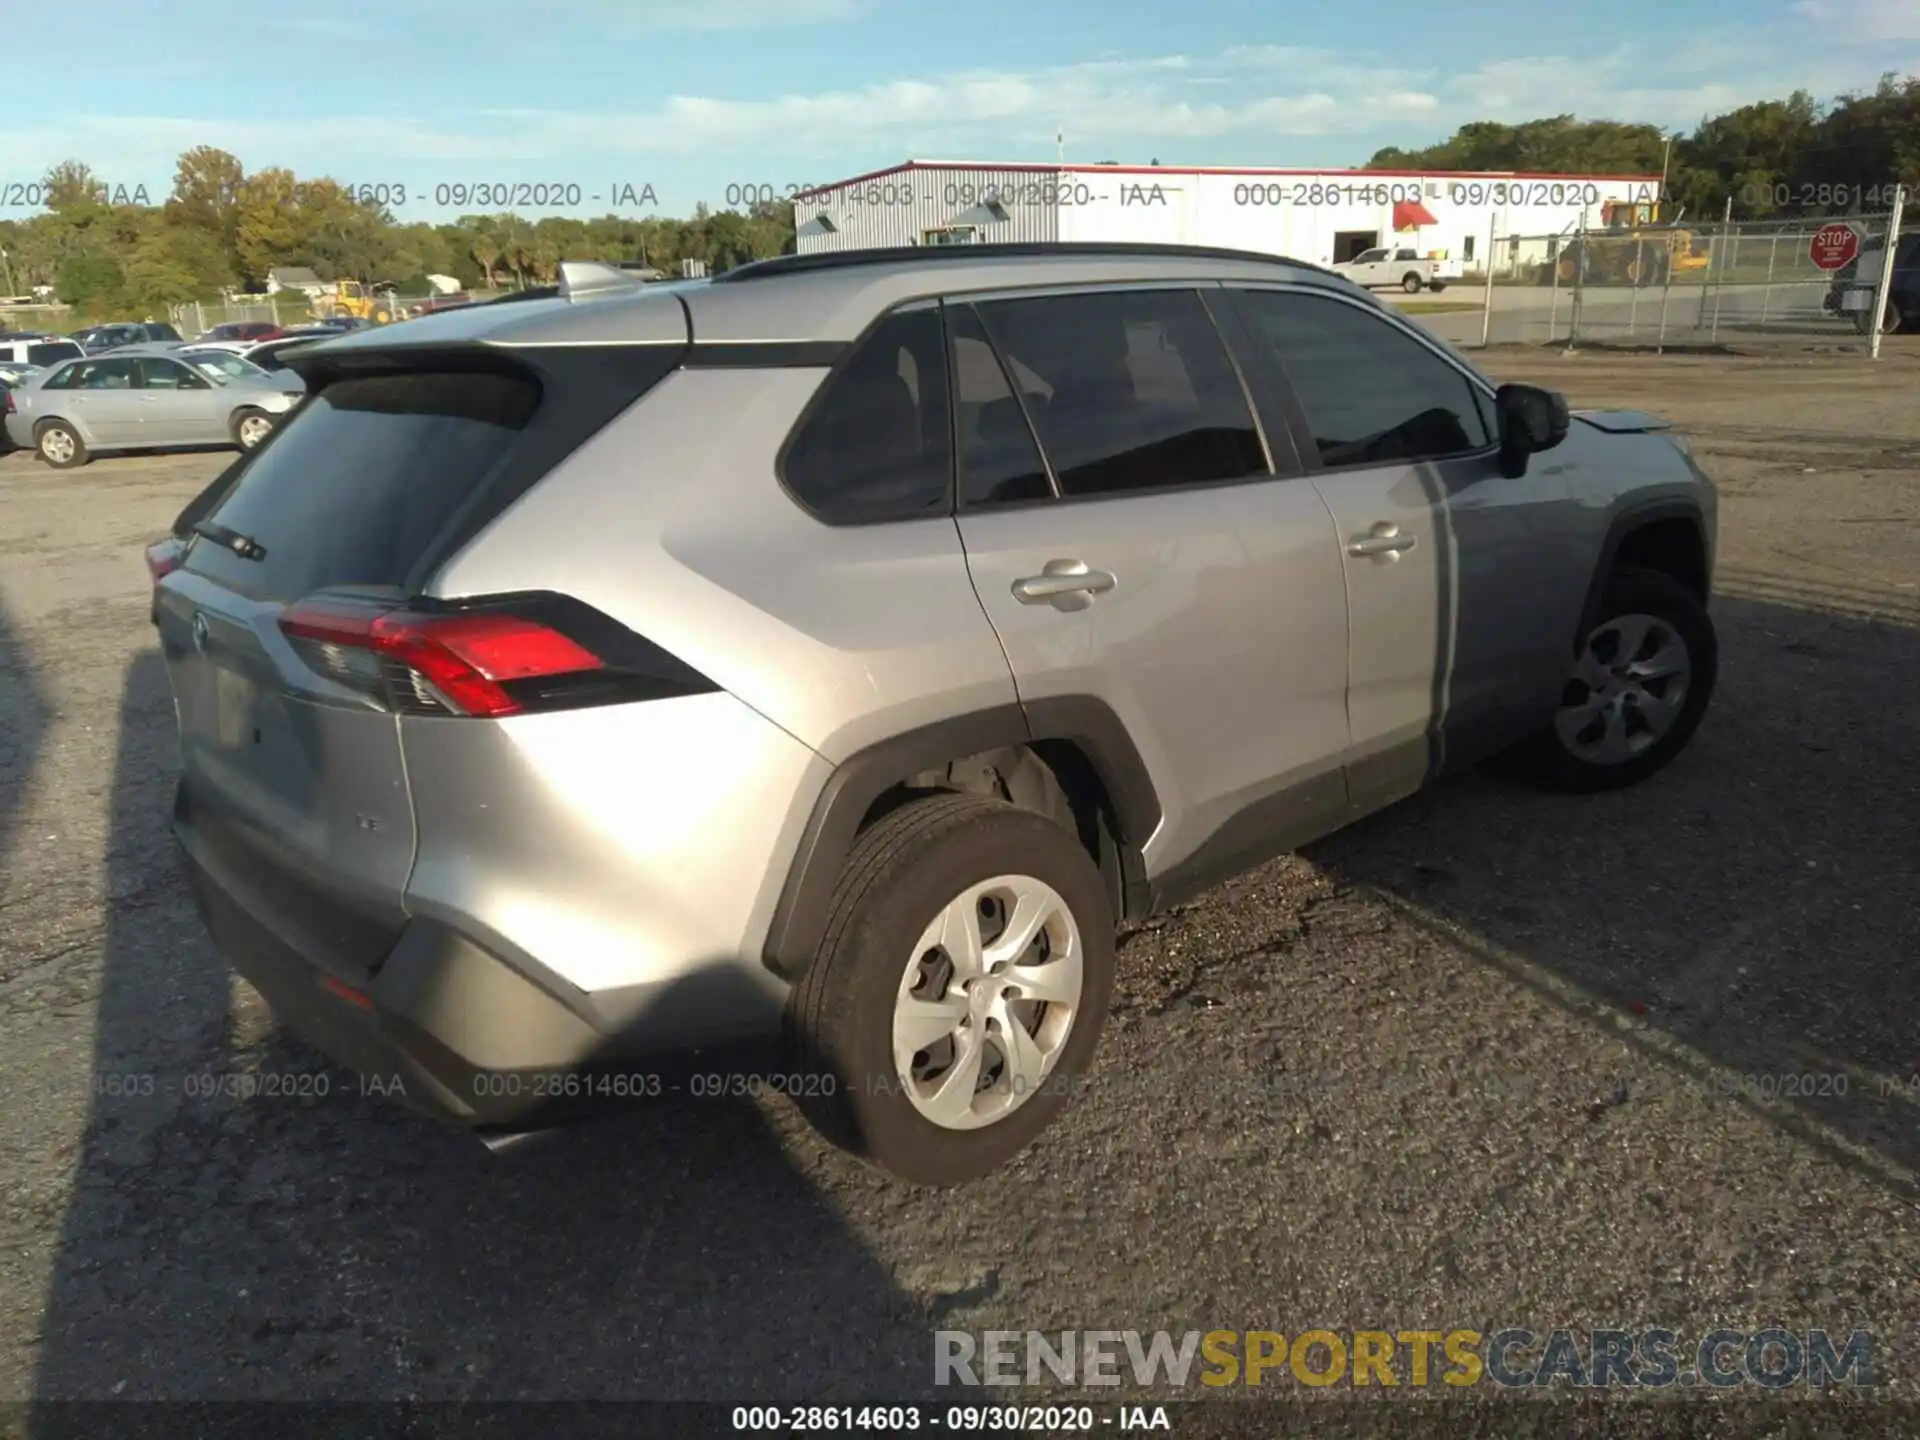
[2,346,304,468]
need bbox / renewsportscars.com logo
[934,1328,1878,1390]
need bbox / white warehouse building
[793,160,1665,271]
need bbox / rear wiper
[190,519,267,561]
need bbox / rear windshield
[27,342,81,366]
[185,370,541,600]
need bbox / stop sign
[1810,222,1861,270]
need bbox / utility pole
[1870,184,1907,361]
[1479,211,1498,347]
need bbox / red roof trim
[793,159,1664,198]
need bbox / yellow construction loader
[309,280,399,324]
[1555,202,1712,285]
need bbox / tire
[231,407,274,451]
[786,792,1115,1186]
[1401,272,1423,293]
[1501,564,1717,793]
[1884,300,1903,334]
[35,419,87,469]
[1429,280,1447,292]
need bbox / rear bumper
[177,801,788,1129]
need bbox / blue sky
[3,0,1913,221]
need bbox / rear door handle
[1347,523,1418,558]
[1011,559,1117,611]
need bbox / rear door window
[51,357,140,390]
[184,369,541,600]
[948,305,1051,507]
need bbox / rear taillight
[277,593,713,719]
[145,536,185,582]
[3,390,14,414]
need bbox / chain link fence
[1472,200,1908,350]
[167,291,477,334]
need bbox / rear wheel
[1502,564,1716,792]
[231,407,274,450]
[35,419,87,469]
[787,793,1115,1186]
[1401,271,1423,293]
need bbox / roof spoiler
[556,261,651,300]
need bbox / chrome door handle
[1347,523,1418,558]
[1011,560,1117,610]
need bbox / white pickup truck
[1329,245,1461,293]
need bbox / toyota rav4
[149,243,1719,1186]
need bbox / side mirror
[1495,383,1570,477]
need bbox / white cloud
[1790,0,1920,41]
[547,0,869,31]
[1,19,1914,192]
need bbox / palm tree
[470,230,501,289]
[458,215,500,289]
[495,216,533,288]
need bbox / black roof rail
[713,241,1337,283]
[477,285,561,305]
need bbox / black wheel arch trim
[1578,497,1709,640]
[761,696,1162,980]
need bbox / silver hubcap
[1555,611,1691,765]
[239,416,272,447]
[41,428,73,462]
[893,874,1085,1131]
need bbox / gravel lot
[1,346,1916,1425]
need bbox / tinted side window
[948,305,1051,507]
[782,307,952,523]
[1234,290,1489,467]
[25,342,81,367]
[973,289,1265,497]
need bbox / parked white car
[1330,246,1460,293]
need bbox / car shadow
[1305,592,1920,1190]
[0,597,49,888]
[26,650,944,1419]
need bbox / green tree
[165,146,247,263]
[42,159,106,210]
[55,251,124,308]
[233,167,303,286]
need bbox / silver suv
[150,244,1719,1185]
